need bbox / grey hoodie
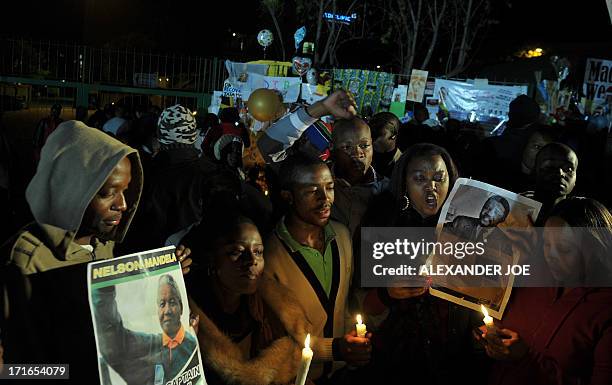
[13,120,143,273]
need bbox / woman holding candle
[183,201,314,385]
[353,143,490,385]
[479,197,612,385]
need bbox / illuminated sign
[323,12,357,24]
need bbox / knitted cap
[158,104,197,145]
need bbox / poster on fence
[88,246,206,385]
[583,57,612,114]
[407,69,428,102]
[332,69,396,115]
[433,79,527,132]
[243,72,302,103]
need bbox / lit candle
[481,305,498,335]
[356,314,367,338]
[294,333,313,385]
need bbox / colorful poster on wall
[332,69,396,115]
[433,79,528,132]
[407,69,428,102]
[583,57,612,114]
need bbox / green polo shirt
[276,218,336,297]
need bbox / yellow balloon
[248,88,283,122]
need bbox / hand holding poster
[429,178,541,319]
[88,246,206,385]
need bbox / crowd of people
[0,88,611,385]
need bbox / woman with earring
[181,200,313,385]
[353,143,489,385]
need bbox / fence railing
[0,38,225,93]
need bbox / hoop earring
[401,194,411,211]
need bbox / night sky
[2,0,611,74]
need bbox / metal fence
[0,38,225,93]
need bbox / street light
[232,32,236,37]
[376,65,381,69]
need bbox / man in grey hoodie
[0,121,190,384]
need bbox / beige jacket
[263,220,353,381]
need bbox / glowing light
[376,65,381,69]
[232,32,236,37]
[521,47,544,58]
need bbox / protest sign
[245,73,302,102]
[407,69,428,102]
[583,57,612,113]
[88,246,206,385]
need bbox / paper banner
[407,69,429,102]
[245,72,302,103]
[433,78,528,131]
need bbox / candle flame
[305,333,311,349]
[481,305,489,318]
[356,314,363,325]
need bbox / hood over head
[26,120,143,243]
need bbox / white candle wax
[294,334,313,385]
[481,305,498,334]
[356,314,367,338]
